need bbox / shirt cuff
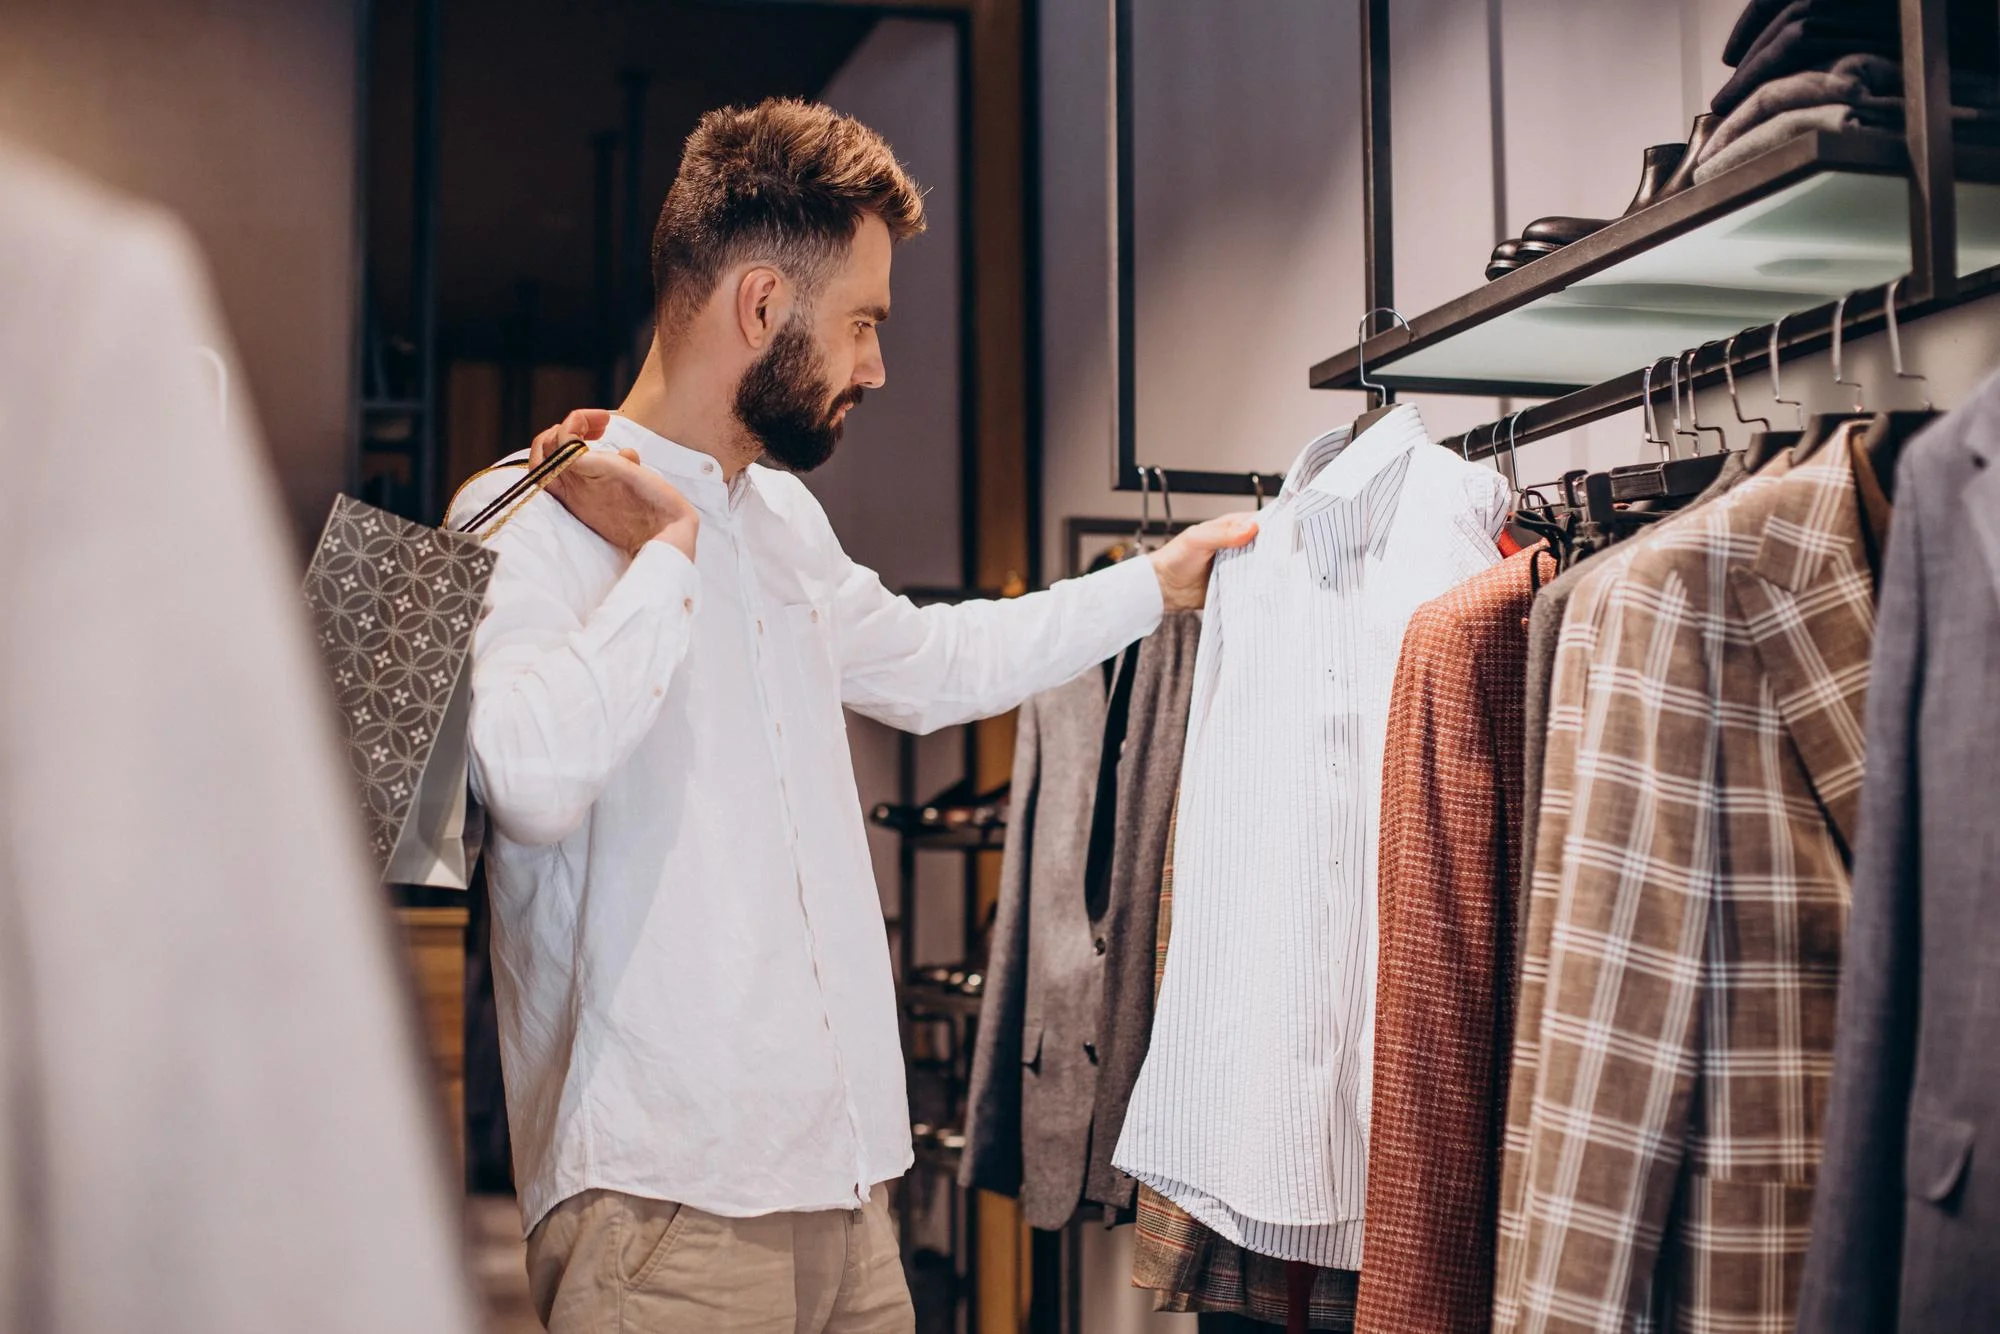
[574,539,701,656]
[1085,547,1166,645]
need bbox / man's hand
[528,410,700,563]
[1149,514,1258,610]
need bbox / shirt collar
[1282,404,1426,558]
[602,413,747,515]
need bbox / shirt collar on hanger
[1282,404,1425,561]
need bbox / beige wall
[0,0,360,547]
[1038,0,1793,584]
[813,15,971,966]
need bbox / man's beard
[733,318,863,474]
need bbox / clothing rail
[1435,263,2000,465]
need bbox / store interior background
[6,1,1999,1331]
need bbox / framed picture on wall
[1065,516,1192,580]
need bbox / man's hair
[651,97,925,337]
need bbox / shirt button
[701,461,715,475]
[776,722,784,737]
[810,608,820,623]
[757,619,765,634]
[683,598,694,613]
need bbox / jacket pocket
[1905,1112,1976,1204]
[1022,1021,1044,1073]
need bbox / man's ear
[734,266,791,351]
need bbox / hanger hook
[1134,461,1153,550]
[1723,329,1772,434]
[1883,275,1933,411]
[1153,465,1174,532]
[1248,470,1265,510]
[1770,313,1805,428]
[1642,359,1670,447]
[1505,409,1526,495]
[1669,354,1692,459]
[1687,343,1729,454]
[1355,306,1413,403]
[1831,290,1865,412]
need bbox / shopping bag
[303,441,586,887]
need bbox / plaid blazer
[1130,807,1359,1330]
[1495,436,1874,1334]
[1358,546,1553,1334]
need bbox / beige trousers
[526,1186,915,1334]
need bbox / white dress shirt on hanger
[449,414,1165,1233]
[1114,405,1507,1268]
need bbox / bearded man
[447,98,1251,1334]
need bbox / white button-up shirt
[1113,407,1506,1268]
[448,415,1163,1232]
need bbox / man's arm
[831,512,1254,734]
[456,415,704,846]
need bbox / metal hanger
[1154,465,1175,538]
[1133,460,1154,552]
[1769,312,1806,429]
[1248,471,1266,511]
[1669,353,1697,456]
[1503,409,1527,499]
[1351,306,1413,440]
[1684,345,1730,454]
[1746,312,1808,471]
[1795,290,1874,464]
[1722,328,1771,434]
[1883,274,1933,410]
[1641,358,1671,455]
[1857,275,1941,501]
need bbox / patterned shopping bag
[304,497,494,887]
[302,441,587,887]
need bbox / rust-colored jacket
[1356,546,1552,1334]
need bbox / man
[448,98,1252,1333]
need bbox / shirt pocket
[778,601,843,734]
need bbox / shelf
[1310,130,2000,396]
[902,972,985,1020]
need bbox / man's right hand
[528,410,699,563]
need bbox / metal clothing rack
[1116,0,1984,491]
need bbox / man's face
[733,215,892,473]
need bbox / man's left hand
[1149,514,1258,611]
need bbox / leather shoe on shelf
[1653,112,1720,201]
[1484,238,1524,282]
[1521,215,1607,247]
[1623,141,1687,214]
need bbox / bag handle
[454,437,591,538]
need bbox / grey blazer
[960,667,1108,1228]
[1796,390,2000,1333]
[959,615,1200,1229]
[1084,612,1200,1211]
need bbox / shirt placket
[731,504,873,1207]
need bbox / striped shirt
[1113,406,1508,1268]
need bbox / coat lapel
[1726,440,1876,858]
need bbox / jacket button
[1083,1041,1098,1064]
[1093,938,1106,956]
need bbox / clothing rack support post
[1902,0,1956,301]
[1360,0,1394,408]
[410,0,441,520]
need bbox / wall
[814,17,969,965]
[0,0,360,547]
[1040,0,1764,584]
